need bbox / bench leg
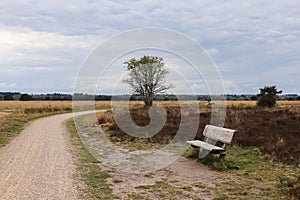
[198,148,210,159]
[219,153,226,161]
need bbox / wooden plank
[187,140,225,151]
[203,125,235,144]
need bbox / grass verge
[185,146,300,199]
[66,119,114,200]
[0,108,70,147]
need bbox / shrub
[257,85,282,108]
[257,95,276,107]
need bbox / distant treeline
[0,92,299,101]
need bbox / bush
[257,95,276,107]
[257,85,282,108]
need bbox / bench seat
[187,140,225,152]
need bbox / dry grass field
[156,100,300,107]
[224,100,300,107]
[0,101,72,109]
[0,101,141,111]
[1,100,299,111]
[98,104,300,163]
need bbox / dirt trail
[106,157,231,199]
[0,113,80,200]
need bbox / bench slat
[203,125,235,144]
[187,140,225,151]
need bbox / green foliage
[257,95,276,107]
[257,85,282,107]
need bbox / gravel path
[0,113,80,200]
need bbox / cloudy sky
[0,0,299,94]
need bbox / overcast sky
[0,0,299,94]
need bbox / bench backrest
[203,125,236,144]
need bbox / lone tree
[124,55,172,107]
[257,85,282,107]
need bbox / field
[98,102,300,164]
[1,100,299,110]
[0,100,111,110]
[97,101,300,199]
[1,100,300,199]
[2,99,299,156]
[1,100,299,162]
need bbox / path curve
[0,112,88,200]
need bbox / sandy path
[0,113,80,200]
[106,157,227,199]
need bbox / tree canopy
[123,55,172,106]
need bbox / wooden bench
[187,125,236,159]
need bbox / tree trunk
[144,93,153,107]
[148,98,153,107]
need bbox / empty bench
[187,125,236,159]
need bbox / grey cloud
[0,0,299,93]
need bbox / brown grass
[0,101,112,110]
[277,100,300,106]
[1,100,299,110]
[97,111,114,125]
[212,100,300,107]
[0,101,72,109]
[97,103,300,199]
[98,105,300,164]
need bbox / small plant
[213,193,228,200]
[144,173,154,178]
[112,179,123,184]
